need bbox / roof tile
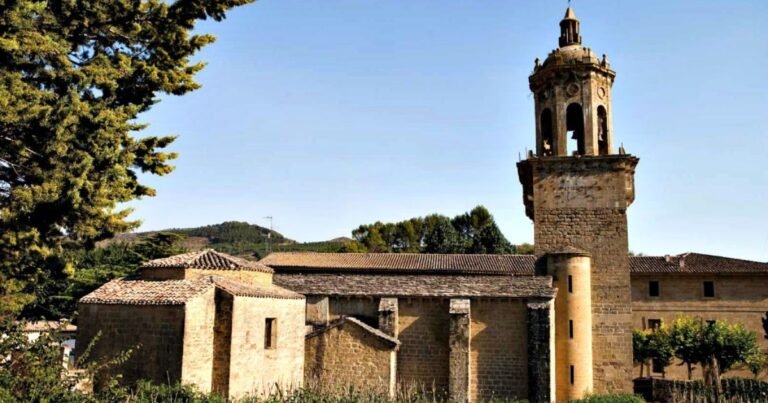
[142,249,273,273]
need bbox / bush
[568,393,646,403]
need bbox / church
[76,7,768,403]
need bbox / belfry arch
[597,105,609,155]
[540,108,554,156]
[566,103,585,155]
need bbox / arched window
[540,108,554,156]
[566,103,585,155]
[597,105,608,155]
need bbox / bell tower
[518,7,639,395]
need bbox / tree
[700,320,761,386]
[350,206,523,255]
[24,232,187,319]
[422,214,461,254]
[632,329,652,378]
[0,0,253,316]
[667,316,707,380]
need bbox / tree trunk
[687,362,693,380]
[711,357,722,401]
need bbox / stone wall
[631,274,768,381]
[140,268,272,286]
[212,289,233,395]
[397,298,450,396]
[536,207,633,392]
[304,320,396,396]
[520,156,639,394]
[470,299,528,401]
[227,296,305,397]
[181,287,216,392]
[75,303,186,389]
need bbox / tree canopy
[350,206,531,254]
[0,0,253,316]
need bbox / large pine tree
[0,0,252,316]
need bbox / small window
[570,365,575,385]
[706,320,716,326]
[569,320,574,339]
[265,318,277,349]
[568,275,573,293]
[648,319,662,331]
[649,281,660,297]
[703,281,715,298]
[652,358,665,374]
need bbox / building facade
[76,7,768,403]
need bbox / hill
[113,221,347,258]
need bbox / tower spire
[559,6,582,47]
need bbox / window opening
[649,281,660,297]
[540,108,554,156]
[597,105,609,155]
[569,320,574,338]
[265,318,277,349]
[566,103,585,155]
[568,275,573,293]
[703,281,715,298]
[570,365,575,385]
[648,319,662,331]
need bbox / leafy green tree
[667,315,707,380]
[337,240,368,253]
[350,206,523,255]
[701,320,761,385]
[0,0,253,316]
[25,232,186,319]
[632,329,652,377]
[648,324,675,377]
[745,349,768,379]
[422,214,461,254]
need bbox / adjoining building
[76,7,768,403]
[76,250,305,398]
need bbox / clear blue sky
[131,0,768,261]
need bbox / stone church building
[77,7,768,403]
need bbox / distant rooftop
[142,249,273,273]
[80,275,302,305]
[261,252,536,275]
[262,252,768,276]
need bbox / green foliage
[0,0,253,316]
[0,320,86,402]
[639,315,763,383]
[352,206,521,255]
[24,232,187,319]
[667,315,707,379]
[633,327,674,378]
[567,393,645,403]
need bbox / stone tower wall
[519,155,638,394]
[547,253,594,400]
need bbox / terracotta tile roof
[142,249,273,273]
[306,317,400,348]
[80,276,303,305]
[210,276,304,300]
[79,277,213,305]
[263,252,768,276]
[261,252,536,275]
[274,273,555,298]
[630,253,768,274]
